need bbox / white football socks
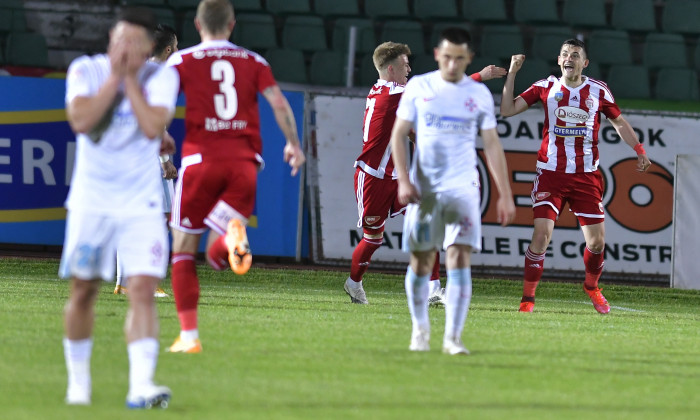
[128,338,159,394]
[64,337,93,400]
[428,279,441,295]
[444,268,473,340]
[405,266,430,334]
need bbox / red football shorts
[354,167,405,233]
[171,153,257,234]
[532,168,605,226]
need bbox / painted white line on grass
[548,298,645,312]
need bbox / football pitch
[0,258,698,420]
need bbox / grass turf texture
[0,258,698,420]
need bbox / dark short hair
[115,7,157,36]
[561,38,587,57]
[153,24,177,56]
[437,27,472,48]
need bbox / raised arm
[501,54,530,117]
[470,64,507,82]
[609,114,652,172]
[481,127,515,226]
[390,117,420,205]
[262,84,305,176]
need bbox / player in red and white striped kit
[345,41,506,305]
[164,0,305,353]
[501,39,652,314]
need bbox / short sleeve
[395,78,418,123]
[518,84,542,107]
[145,66,180,115]
[65,56,94,105]
[600,88,621,120]
[476,85,497,131]
[254,54,277,93]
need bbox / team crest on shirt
[585,98,595,109]
[536,192,551,201]
[554,91,564,102]
[364,216,380,225]
[465,98,476,111]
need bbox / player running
[164,0,305,353]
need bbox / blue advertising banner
[0,76,307,258]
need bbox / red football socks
[207,235,228,270]
[583,246,605,290]
[522,248,545,301]
[350,237,383,282]
[171,253,199,330]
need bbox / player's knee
[362,227,384,240]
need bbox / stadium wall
[0,76,308,259]
[308,93,700,281]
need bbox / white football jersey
[396,71,497,193]
[65,55,179,214]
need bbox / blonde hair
[372,42,411,71]
[196,0,234,34]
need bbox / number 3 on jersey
[211,60,238,120]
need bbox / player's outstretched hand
[637,154,652,172]
[479,65,508,81]
[496,195,516,227]
[508,54,526,74]
[284,143,306,176]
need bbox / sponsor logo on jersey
[554,91,564,101]
[364,216,380,225]
[193,50,206,59]
[425,113,471,132]
[555,106,589,123]
[369,87,383,95]
[536,192,550,200]
[571,95,579,102]
[553,125,588,137]
[181,217,192,227]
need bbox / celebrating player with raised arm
[61,7,178,408]
[345,41,506,306]
[501,40,652,314]
[391,28,515,355]
[165,0,305,354]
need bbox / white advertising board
[309,93,700,279]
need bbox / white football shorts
[59,210,169,281]
[402,186,482,253]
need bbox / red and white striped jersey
[166,40,277,163]
[519,75,621,173]
[354,79,405,180]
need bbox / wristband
[159,154,170,163]
[634,143,646,155]
[470,72,482,82]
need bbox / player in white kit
[60,8,179,409]
[390,28,515,355]
[114,23,178,297]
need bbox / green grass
[1,258,699,420]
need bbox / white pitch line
[547,298,645,312]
